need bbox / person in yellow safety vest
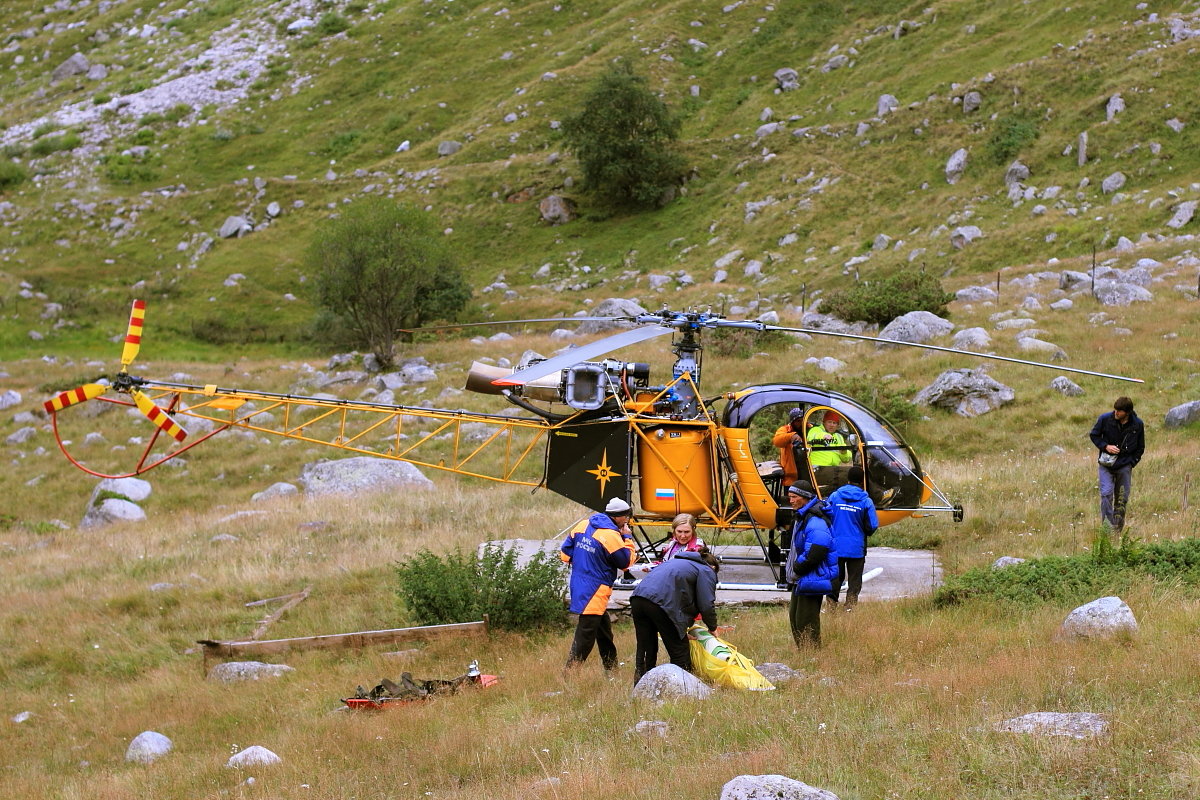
[807,410,852,490]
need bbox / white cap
[604,497,632,514]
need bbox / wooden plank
[245,590,306,608]
[246,585,312,641]
[198,618,489,660]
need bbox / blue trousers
[1098,465,1133,531]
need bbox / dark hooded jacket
[1089,410,1146,470]
[630,551,718,639]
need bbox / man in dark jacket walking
[825,465,879,611]
[784,483,837,647]
[1089,396,1146,531]
[629,548,719,685]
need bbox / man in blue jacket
[561,497,637,671]
[784,483,837,647]
[1089,396,1146,532]
[826,465,879,611]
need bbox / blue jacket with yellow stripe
[561,512,637,615]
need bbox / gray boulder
[52,52,90,81]
[950,225,983,249]
[720,775,840,800]
[755,663,804,683]
[995,712,1108,739]
[1016,337,1066,360]
[1106,93,1125,122]
[126,731,173,764]
[436,141,462,157]
[991,556,1026,569]
[92,476,152,503]
[876,94,899,116]
[1059,596,1137,639]
[1050,376,1084,396]
[945,148,968,184]
[1005,160,1030,187]
[6,426,36,444]
[1093,281,1152,307]
[300,456,434,496]
[804,356,846,373]
[1164,400,1200,428]
[251,482,299,502]
[539,195,575,225]
[208,661,295,682]
[955,285,997,303]
[1101,172,1126,194]
[879,311,953,346]
[962,90,982,114]
[218,216,252,239]
[774,67,799,91]
[1166,200,1197,230]
[81,498,146,529]
[226,745,282,768]
[914,368,1015,417]
[952,327,991,351]
[0,389,21,410]
[631,664,712,702]
[576,299,648,334]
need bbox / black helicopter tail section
[545,418,632,512]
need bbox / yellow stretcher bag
[687,626,775,691]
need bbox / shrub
[821,269,954,326]
[395,544,569,632]
[0,160,26,191]
[323,129,362,158]
[308,198,471,368]
[706,327,790,358]
[29,132,81,156]
[101,152,159,184]
[560,62,686,209]
[316,12,351,35]
[986,114,1039,166]
[933,534,1200,608]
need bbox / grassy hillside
[3,2,1200,798]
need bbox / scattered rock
[995,712,1108,739]
[208,661,295,683]
[1059,596,1137,640]
[539,195,575,225]
[251,482,299,502]
[774,67,799,92]
[1101,172,1126,194]
[1164,400,1200,428]
[126,731,173,764]
[879,310,953,346]
[576,299,648,334]
[300,456,434,496]
[1093,281,1152,307]
[951,327,991,351]
[755,663,803,683]
[51,52,90,82]
[6,426,36,445]
[720,774,840,800]
[991,556,1026,569]
[218,216,252,239]
[1050,376,1083,396]
[226,745,282,768]
[628,720,670,738]
[962,90,982,114]
[950,225,983,249]
[437,141,462,157]
[1166,200,1197,230]
[81,498,146,529]
[945,148,968,184]
[12,711,33,724]
[631,664,713,702]
[914,368,1015,417]
[0,390,21,411]
[955,285,997,303]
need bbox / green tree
[561,63,686,209]
[309,199,470,367]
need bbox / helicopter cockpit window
[748,403,813,503]
[825,399,921,510]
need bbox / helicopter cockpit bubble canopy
[721,384,935,519]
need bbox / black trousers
[828,556,865,606]
[630,596,692,684]
[789,591,823,646]
[566,613,617,670]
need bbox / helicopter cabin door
[801,406,857,496]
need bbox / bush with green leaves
[560,63,685,209]
[395,544,569,631]
[821,269,954,326]
[986,114,1039,166]
[308,198,470,368]
[934,534,1200,608]
[0,160,26,191]
[706,326,790,358]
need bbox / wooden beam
[246,585,312,641]
[198,618,489,661]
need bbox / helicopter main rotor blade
[493,325,674,386]
[398,317,633,335]
[764,324,1143,384]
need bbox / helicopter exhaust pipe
[465,361,562,402]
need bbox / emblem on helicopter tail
[547,421,632,511]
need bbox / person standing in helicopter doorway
[826,465,878,611]
[560,497,637,672]
[1089,396,1146,532]
[784,483,837,647]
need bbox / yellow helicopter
[44,301,1139,577]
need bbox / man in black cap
[784,483,837,647]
